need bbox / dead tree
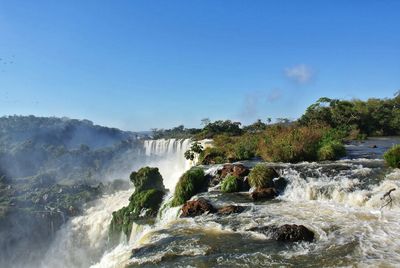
[380,188,396,210]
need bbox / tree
[201,118,211,127]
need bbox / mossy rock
[384,144,400,168]
[110,189,165,238]
[248,164,279,189]
[171,167,208,206]
[221,175,240,193]
[129,167,165,192]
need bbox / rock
[218,164,250,179]
[217,205,245,215]
[248,224,314,242]
[180,198,216,217]
[274,224,315,242]
[273,177,288,193]
[369,145,378,148]
[250,187,277,201]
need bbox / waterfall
[40,139,193,268]
[143,139,192,191]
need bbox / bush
[171,167,207,206]
[232,135,258,160]
[318,140,346,161]
[248,164,279,188]
[384,145,400,168]
[220,175,240,193]
[258,124,345,163]
[199,147,227,165]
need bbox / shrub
[232,135,258,160]
[248,164,279,188]
[220,175,240,193]
[384,144,400,168]
[199,147,227,165]
[258,124,345,163]
[171,167,207,206]
[318,140,346,161]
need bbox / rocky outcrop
[110,167,166,238]
[180,198,216,217]
[210,164,250,191]
[250,187,277,201]
[248,224,315,242]
[180,200,245,217]
[217,205,245,215]
[218,164,250,179]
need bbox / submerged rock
[217,205,245,215]
[249,224,315,242]
[180,198,216,217]
[250,187,277,201]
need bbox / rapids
[43,139,400,267]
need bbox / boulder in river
[180,198,216,217]
[219,164,250,179]
[250,187,277,201]
[249,224,315,242]
[217,205,245,215]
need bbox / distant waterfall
[143,139,192,191]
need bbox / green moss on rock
[129,167,165,192]
[110,167,166,239]
[171,167,208,206]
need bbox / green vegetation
[110,167,166,238]
[184,142,204,161]
[151,125,201,139]
[248,164,279,188]
[129,167,165,192]
[383,145,400,168]
[299,93,400,136]
[259,124,345,162]
[220,175,240,193]
[171,167,207,206]
[110,189,164,237]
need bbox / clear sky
[0,0,399,131]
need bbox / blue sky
[0,1,399,131]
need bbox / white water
[40,139,400,267]
[40,139,193,268]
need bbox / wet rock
[369,145,378,148]
[248,224,314,242]
[210,164,250,188]
[217,205,245,215]
[273,177,288,193]
[218,164,250,179]
[180,198,216,217]
[250,187,277,201]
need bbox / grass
[220,175,240,193]
[248,164,279,189]
[171,167,207,206]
